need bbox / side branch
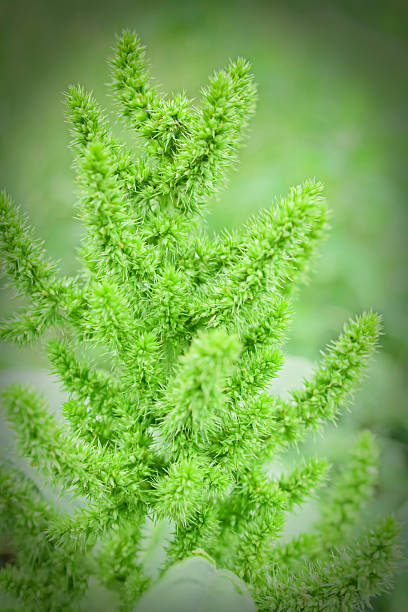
[160,58,257,214]
[264,312,382,455]
[190,180,328,329]
[1,385,151,505]
[257,518,400,611]
[270,431,378,568]
[111,30,192,161]
[0,191,84,342]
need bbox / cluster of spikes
[0,31,400,611]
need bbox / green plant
[0,31,400,611]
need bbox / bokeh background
[0,0,407,609]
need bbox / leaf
[133,556,256,612]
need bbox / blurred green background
[0,0,407,609]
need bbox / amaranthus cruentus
[0,31,400,612]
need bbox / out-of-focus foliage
[0,1,406,609]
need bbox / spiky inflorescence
[0,31,399,611]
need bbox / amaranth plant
[0,31,400,611]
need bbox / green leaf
[133,556,256,612]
